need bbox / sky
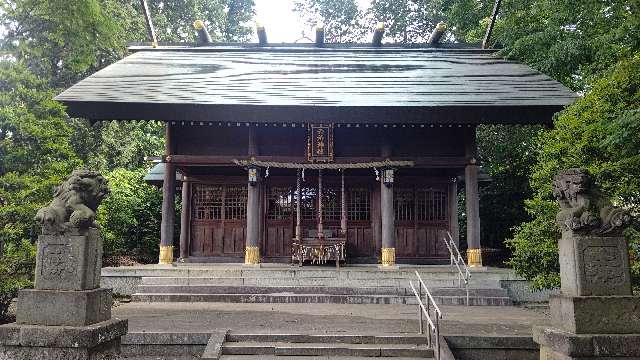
[252,0,372,43]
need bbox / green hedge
[0,240,35,322]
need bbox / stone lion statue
[553,168,630,235]
[35,170,109,234]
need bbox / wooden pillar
[380,176,395,266]
[245,167,261,265]
[340,170,347,235]
[159,123,175,264]
[179,176,191,261]
[465,127,482,267]
[448,178,459,247]
[295,169,302,241]
[248,126,257,156]
[317,169,324,237]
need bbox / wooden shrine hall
[55,40,575,267]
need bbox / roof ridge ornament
[372,22,385,47]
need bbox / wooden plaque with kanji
[307,123,334,162]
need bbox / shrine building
[55,41,575,267]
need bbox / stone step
[226,333,429,345]
[222,341,433,358]
[132,269,499,281]
[220,356,428,360]
[139,276,501,288]
[135,284,510,298]
[131,292,512,306]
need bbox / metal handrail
[410,272,443,359]
[443,231,470,306]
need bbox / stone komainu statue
[35,170,109,234]
[552,168,630,235]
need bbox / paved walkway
[113,302,549,336]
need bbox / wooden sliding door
[394,184,450,262]
[190,183,246,258]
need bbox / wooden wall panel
[264,225,293,257]
[347,226,374,258]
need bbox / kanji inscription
[40,243,77,281]
[307,123,334,162]
[582,245,625,291]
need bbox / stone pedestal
[16,288,112,326]
[534,233,640,359]
[0,229,128,360]
[0,318,127,360]
[34,229,102,291]
[558,233,631,297]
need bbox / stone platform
[0,318,127,360]
[110,301,548,359]
[103,264,541,306]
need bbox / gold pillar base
[244,245,260,265]
[381,247,396,267]
[159,245,174,264]
[467,248,483,267]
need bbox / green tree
[0,61,82,250]
[509,55,640,289]
[293,0,364,43]
[477,125,541,257]
[97,168,163,263]
[0,0,121,87]
[492,0,639,90]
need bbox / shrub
[97,167,163,264]
[0,240,35,323]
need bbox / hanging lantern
[382,168,395,187]
[248,166,259,186]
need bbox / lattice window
[224,186,247,220]
[267,187,292,220]
[394,188,415,221]
[348,188,370,221]
[416,189,448,222]
[296,187,317,220]
[192,184,223,220]
[322,187,341,221]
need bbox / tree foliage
[0,61,81,250]
[509,55,640,289]
[97,168,164,263]
[293,0,364,43]
[493,0,639,91]
[0,0,253,274]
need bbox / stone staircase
[130,267,513,306]
[218,333,433,359]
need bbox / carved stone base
[35,229,102,291]
[559,232,631,297]
[534,326,640,359]
[16,288,112,327]
[550,295,640,334]
[0,318,127,360]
